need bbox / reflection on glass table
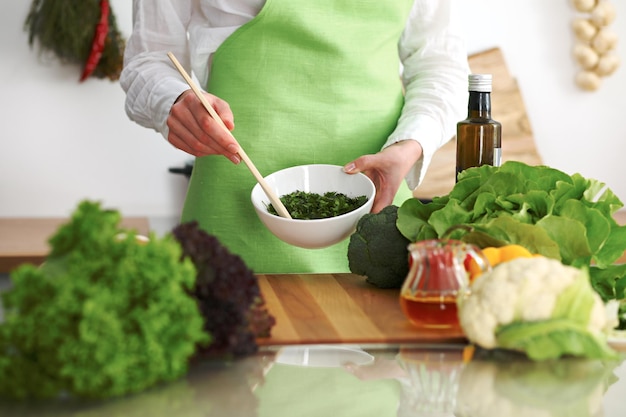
[395,345,467,417]
[455,349,620,417]
[0,343,624,417]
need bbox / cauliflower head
[458,257,617,360]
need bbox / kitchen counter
[0,341,624,417]
[0,271,625,417]
[0,217,150,273]
[1,211,626,415]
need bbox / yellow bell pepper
[467,244,535,281]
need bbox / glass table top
[0,343,624,417]
[1,272,626,417]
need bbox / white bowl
[251,164,376,249]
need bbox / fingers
[166,90,240,162]
[344,155,389,213]
[343,153,401,213]
[212,95,235,130]
[342,154,373,175]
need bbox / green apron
[182,0,414,273]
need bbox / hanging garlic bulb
[573,43,600,69]
[592,28,618,53]
[590,1,617,26]
[575,70,602,91]
[570,0,619,91]
[596,52,620,76]
[572,0,597,13]
[572,18,598,41]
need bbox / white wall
[454,0,626,204]
[0,0,189,222]
[1,0,625,226]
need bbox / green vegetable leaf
[505,190,554,223]
[428,199,474,237]
[551,267,596,323]
[559,200,610,261]
[397,161,626,307]
[536,216,592,267]
[0,201,209,399]
[469,216,561,259]
[396,198,441,241]
[496,320,619,361]
[582,176,623,215]
[595,222,626,268]
[590,264,626,301]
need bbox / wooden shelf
[0,217,150,273]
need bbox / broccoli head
[347,205,411,288]
[0,201,209,399]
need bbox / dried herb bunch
[24,0,125,81]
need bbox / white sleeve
[385,0,469,190]
[120,1,262,139]
[120,0,194,138]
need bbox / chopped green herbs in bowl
[267,190,368,220]
[251,164,375,249]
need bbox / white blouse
[120,0,469,189]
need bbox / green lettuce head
[0,201,209,399]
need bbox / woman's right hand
[166,89,241,164]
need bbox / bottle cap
[468,74,492,92]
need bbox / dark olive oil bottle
[455,74,502,181]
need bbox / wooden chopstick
[167,52,292,219]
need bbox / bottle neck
[467,90,492,118]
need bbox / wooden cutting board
[256,273,465,346]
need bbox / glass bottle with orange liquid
[400,240,489,332]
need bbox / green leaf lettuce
[398,161,626,316]
[0,201,209,399]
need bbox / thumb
[343,155,371,174]
[342,161,359,174]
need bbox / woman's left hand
[343,140,423,213]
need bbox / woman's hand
[343,140,423,213]
[166,89,241,164]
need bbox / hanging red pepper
[79,0,110,82]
